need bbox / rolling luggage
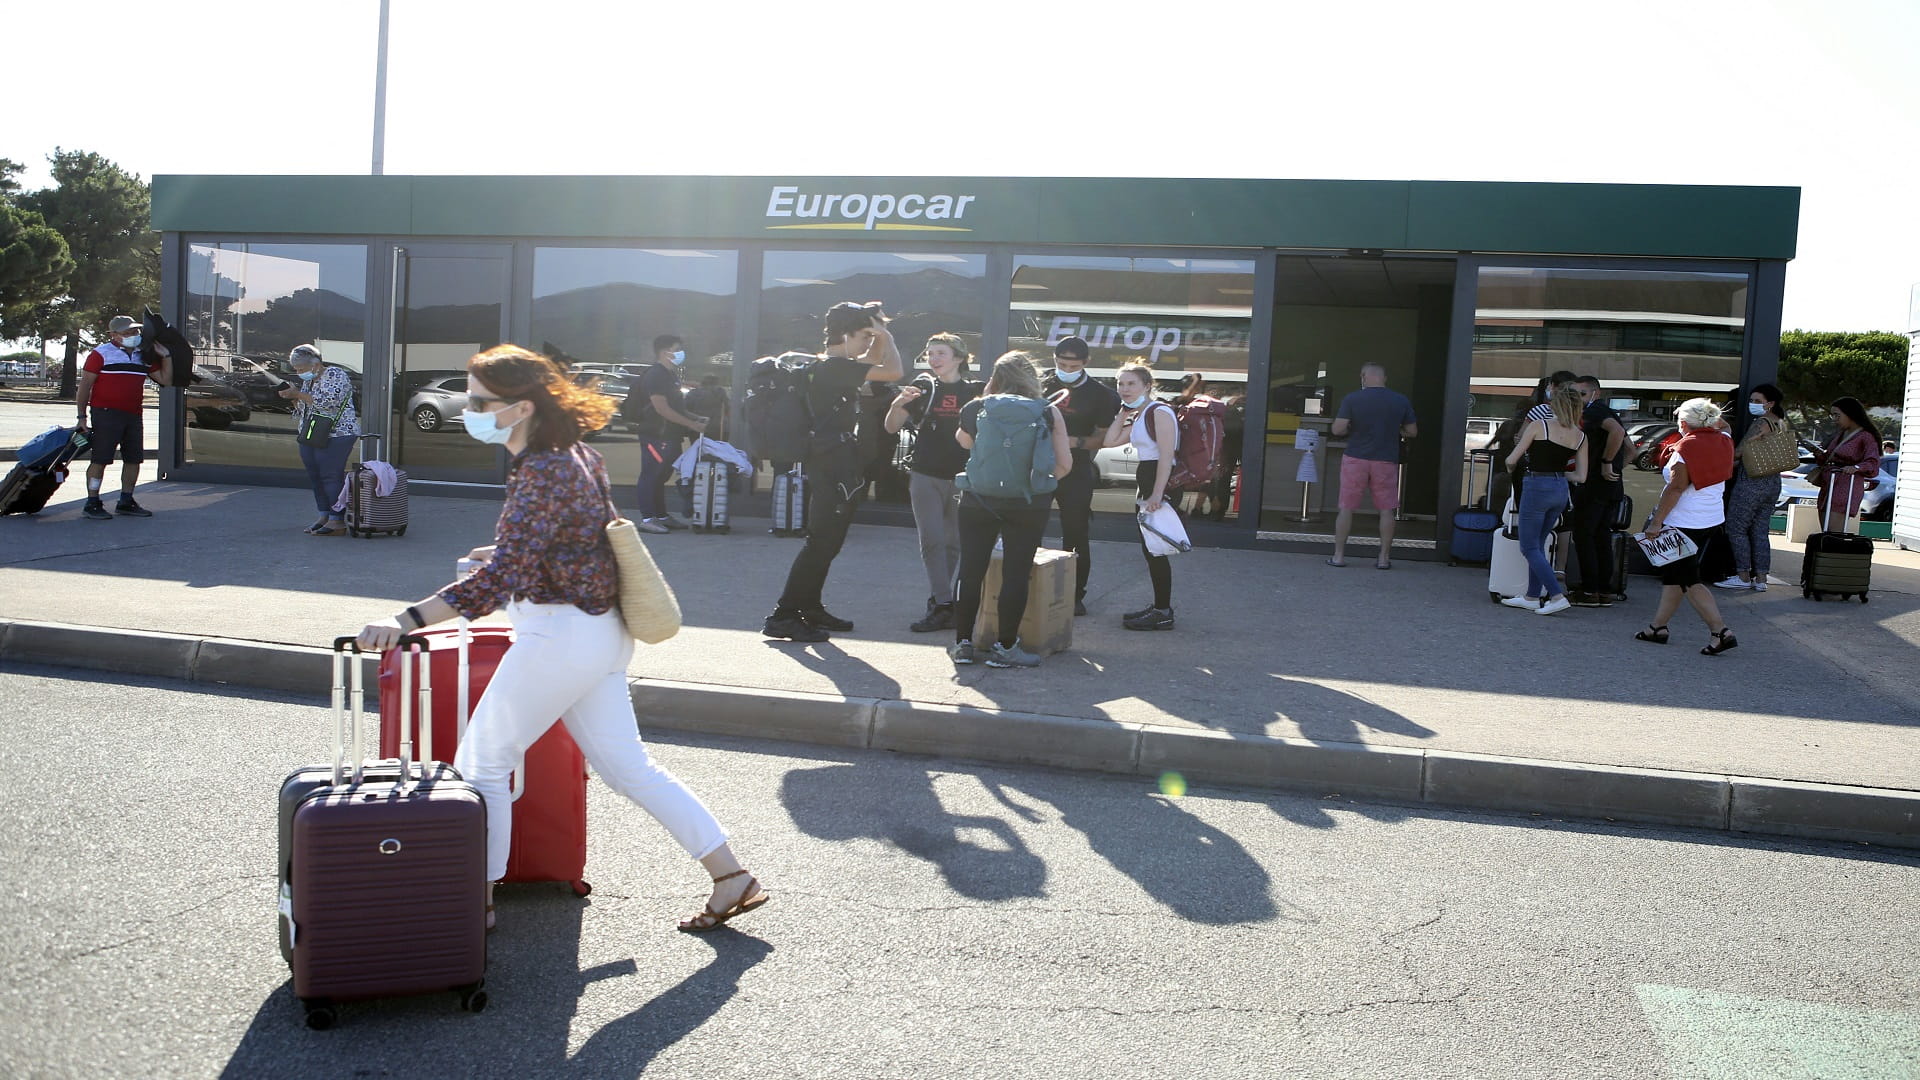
[1488,493,1561,602]
[1,427,89,516]
[278,636,488,1030]
[377,622,591,895]
[1566,532,1630,600]
[345,434,409,539]
[689,459,730,534]
[1802,475,1871,603]
[1448,448,1501,565]
[771,465,808,537]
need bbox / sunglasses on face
[468,393,516,412]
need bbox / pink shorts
[1338,456,1400,511]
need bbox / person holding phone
[884,332,982,632]
[278,344,361,536]
[1800,397,1882,530]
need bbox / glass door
[388,244,512,481]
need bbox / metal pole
[372,0,391,175]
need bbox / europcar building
[151,175,1798,555]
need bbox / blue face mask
[121,334,142,349]
[298,370,318,382]
[670,350,686,365]
[1122,393,1148,410]
[460,407,518,445]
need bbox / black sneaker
[1074,598,1088,617]
[910,602,955,633]
[1123,607,1175,631]
[1123,604,1156,621]
[797,607,854,633]
[114,497,153,518]
[763,612,829,642]
[82,498,112,521]
[1568,592,1604,608]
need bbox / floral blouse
[439,444,619,619]
[292,365,361,438]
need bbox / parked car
[185,366,252,429]
[404,375,470,433]
[1095,441,1139,486]
[1630,424,1679,471]
[1777,454,1898,521]
[1463,416,1502,455]
[208,355,294,411]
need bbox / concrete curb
[3,620,1917,851]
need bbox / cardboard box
[973,547,1076,656]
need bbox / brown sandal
[677,869,769,933]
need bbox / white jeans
[453,601,727,881]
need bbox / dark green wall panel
[152,175,412,235]
[1406,181,1799,259]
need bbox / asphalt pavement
[1,666,1915,1080]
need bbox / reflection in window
[183,243,368,467]
[1007,255,1255,386]
[758,251,986,363]
[1472,266,1748,418]
[532,247,738,387]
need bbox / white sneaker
[1499,596,1539,611]
[1536,596,1572,615]
[1711,576,1751,590]
[1752,581,1768,592]
[636,518,670,535]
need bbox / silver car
[404,375,470,433]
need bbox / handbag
[583,451,681,643]
[1633,527,1699,568]
[1137,502,1192,556]
[296,409,336,448]
[1739,420,1796,478]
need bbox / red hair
[466,345,616,453]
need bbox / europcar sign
[764,185,978,232]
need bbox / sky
[9,0,1918,334]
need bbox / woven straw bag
[581,449,680,643]
[1740,420,1797,478]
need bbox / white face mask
[1748,402,1767,416]
[460,407,519,445]
[1053,366,1086,384]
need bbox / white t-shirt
[1130,401,1177,461]
[1662,443,1726,528]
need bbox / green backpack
[955,395,1057,500]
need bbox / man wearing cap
[1042,335,1121,615]
[75,314,171,520]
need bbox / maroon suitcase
[279,636,488,1029]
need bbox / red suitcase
[279,637,488,1030]
[377,624,592,896]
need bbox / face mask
[120,334,142,349]
[1748,402,1767,416]
[461,407,518,445]
[1053,366,1086,384]
[298,370,318,382]
[1122,393,1148,410]
[670,350,686,365]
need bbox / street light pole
[372,0,391,175]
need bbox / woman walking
[278,344,360,536]
[356,345,766,934]
[1637,397,1739,655]
[1499,382,1588,615]
[1102,362,1181,631]
[1801,396,1883,530]
[1714,384,1791,591]
[947,352,1072,668]
[885,333,983,632]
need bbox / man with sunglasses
[762,301,904,642]
[1042,335,1120,615]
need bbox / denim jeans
[1516,474,1569,599]
[298,434,357,515]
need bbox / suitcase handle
[329,638,368,786]
[331,634,433,786]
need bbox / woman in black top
[1501,384,1588,615]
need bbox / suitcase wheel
[397,526,407,537]
[302,1000,338,1030]
[570,879,593,898]
[458,981,489,1014]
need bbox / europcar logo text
[764,185,976,232]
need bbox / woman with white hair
[277,344,361,535]
[1636,397,1738,655]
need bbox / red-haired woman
[357,345,766,935]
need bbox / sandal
[1701,628,1738,656]
[677,869,769,933]
[1634,625,1669,645]
[303,516,330,534]
[310,520,348,536]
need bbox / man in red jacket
[75,314,170,520]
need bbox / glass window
[182,243,368,468]
[758,251,987,363]
[532,247,739,487]
[1007,255,1256,387]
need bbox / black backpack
[744,354,814,463]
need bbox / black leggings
[1137,468,1174,609]
[953,496,1049,648]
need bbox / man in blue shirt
[1329,363,1417,568]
